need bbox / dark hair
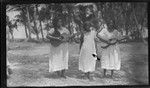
[83,22,91,32]
[53,17,62,30]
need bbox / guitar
[101,36,129,49]
[46,34,63,40]
[61,32,82,43]
[46,31,63,47]
[61,33,71,42]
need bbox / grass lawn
[7,41,148,86]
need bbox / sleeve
[61,27,70,35]
[98,26,112,41]
[48,28,55,34]
[112,30,122,40]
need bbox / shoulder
[98,26,108,36]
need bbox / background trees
[6,2,148,42]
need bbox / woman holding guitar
[47,19,70,78]
[97,24,128,78]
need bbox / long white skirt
[101,44,121,70]
[79,44,97,73]
[49,43,69,72]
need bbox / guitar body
[46,30,63,47]
[101,36,128,49]
[50,38,63,47]
[99,40,108,47]
[61,33,70,42]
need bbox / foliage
[6,2,148,41]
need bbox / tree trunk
[132,6,142,40]
[10,31,14,41]
[26,6,32,40]
[34,4,39,40]
[67,16,72,34]
[126,28,128,36]
[33,21,39,40]
[46,20,49,34]
[39,21,44,40]
[24,25,28,38]
[36,5,44,40]
[6,26,10,41]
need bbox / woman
[79,22,98,80]
[48,19,70,78]
[98,24,121,77]
[57,22,70,78]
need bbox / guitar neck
[49,35,62,40]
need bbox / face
[58,20,62,27]
[83,24,90,33]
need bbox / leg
[111,70,114,77]
[61,69,66,78]
[87,72,94,81]
[87,72,90,79]
[81,72,88,79]
[103,69,107,77]
[7,65,13,79]
[56,71,61,77]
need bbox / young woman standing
[79,22,98,80]
[48,19,70,78]
[97,24,122,77]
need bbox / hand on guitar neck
[101,36,129,49]
[62,32,81,42]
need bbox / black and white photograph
[5,1,148,87]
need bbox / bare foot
[80,74,88,79]
[103,75,109,78]
[88,76,94,81]
[61,75,67,79]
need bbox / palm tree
[6,16,10,41]
[7,20,18,41]
[38,4,52,34]
[35,4,44,40]
[8,4,33,40]
[15,11,29,38]
[131,3,147,40]
[26,5,32,40]
[33,4,39,40]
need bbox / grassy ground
[7,41,148,86]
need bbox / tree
[36,4,44,40]
[8,4,33,40]
[6,15,18,41]
[131,3,147,40]
[15,10,29,38]
[39,4,52,33]
[26,5,32,40]
[33,4,40,40]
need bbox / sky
[6,5,46,39]
[7,11,26,39]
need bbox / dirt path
[7,42,148,86]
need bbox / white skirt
[79,44,97,73]
[49,43,69,72]
[101,44,121,70]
